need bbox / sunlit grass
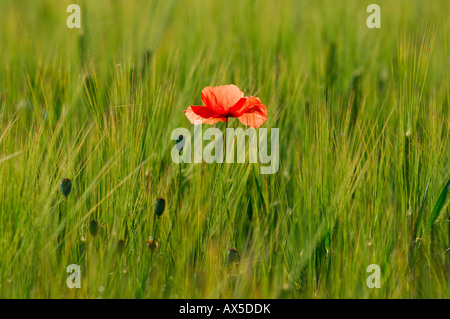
[0,0,448,298]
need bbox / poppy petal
[201,85,244,114]
[227,97,248,116]
[184,106,226,125]
[236,98,267,128]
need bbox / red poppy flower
[184,85,267,128]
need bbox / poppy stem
[224,118,228,156]
[223,118,229,220]
[177,162,182,214]
[153,215,160,240]
[57,198,67,262]
[207,118,228,238]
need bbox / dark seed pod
[227,248,239,265]
[116,240,125,255]
[147,237,159,252]
[194,271,206,291]
[60,178,72,198]
[154,198,166,217]
[88,220,99,236]
[141,49,152,78]
[176,135,185,154]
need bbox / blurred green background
[0,0,448,298]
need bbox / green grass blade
[423,178,450,236]
[414,179,430,240]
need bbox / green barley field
[0,0,449,299]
